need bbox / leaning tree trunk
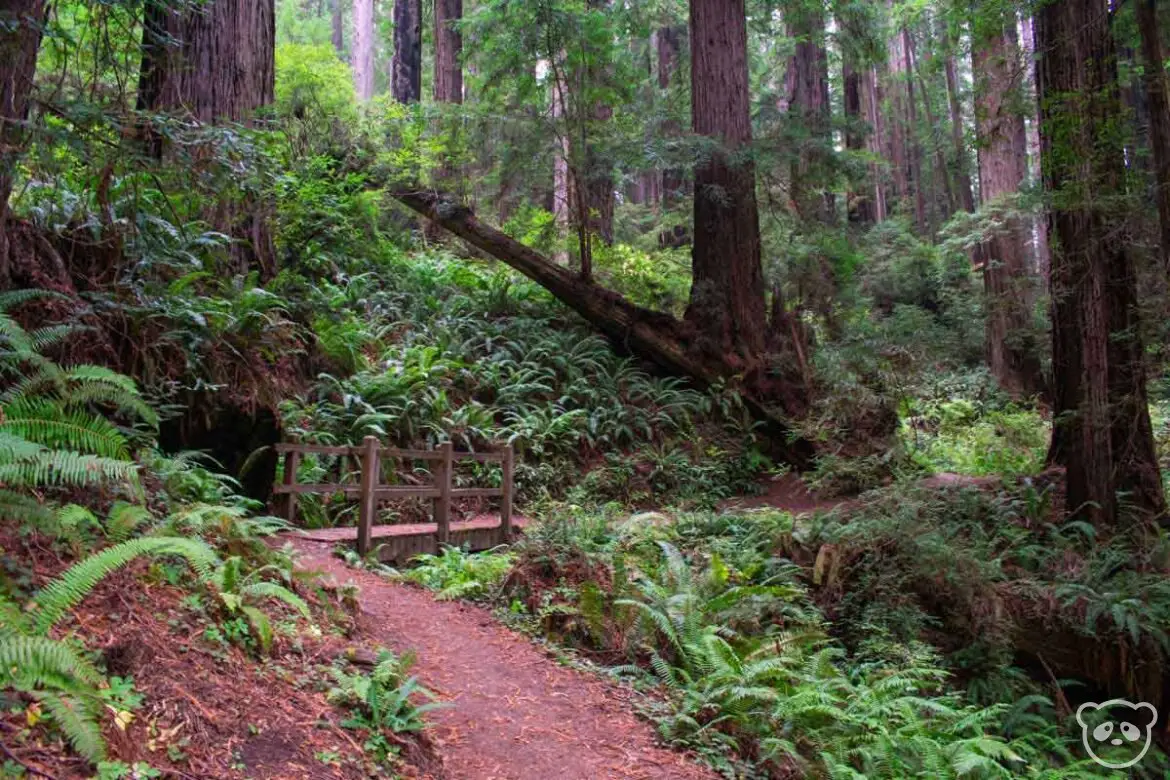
[389,187,813,461]
[1038,0,1166,525]
[974,16,1043,398]
[687,0,770,368]
[1137,0,1170,272]
[138,0,276,280]
[391,0,422,104]
[352,0,375,100]
[0,0,45,285]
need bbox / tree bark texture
[687,0,768,364]
[973,16,1043,397]
[391,0,422,103]
[844,63,874,224]
[137,0,276,279]
[331,0,344,57]
[1137,0,1170,272]
[0,0,44,284]
[352,0,375,100]
[1038,0,1166,524]
[787,6,834,223]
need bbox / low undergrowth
[404,482,1170,778]
[0,300,437,777]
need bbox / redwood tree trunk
[974,17,1043,397]
[944,40,977,213]
[0,0,44,284]
[352,0,375,100]
[657,24,689,247]
[582,0,614,246]
[434,0,462,105]
[687,0,767,364]
[432,0,462,200]
[844,63,874,224]
[1137,0,1170,271]
[391,0,422,103]
[138,0,276,279]
[787,6,834,223]
[1038,0,1166,524]
[331,0,344,58]
[902,28,927,233]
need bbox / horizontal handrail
[274,437,515,556]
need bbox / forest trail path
[290,538,716,780]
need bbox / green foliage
[328,648,444,765]
[403,546,514,601]
[275,43,358,125]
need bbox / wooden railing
[273,436,514,556]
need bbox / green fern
[1,397,130,458]
[28,536,219,635]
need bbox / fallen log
[390,187,814,466]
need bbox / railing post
[434,441,453,546]
[500,443,514,541]
[356,436,379,557]
[282,450,300,525]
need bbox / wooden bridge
[273,436,523,563]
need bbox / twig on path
[0,739,58,780]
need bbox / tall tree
[687,0,767,363]
[434,0,463,105]
[657,23,689,246]
[942,31,976,214]
[1137,0,1170,271]
[353,0,375,100]
[0,0,44,284]
[843,64,872,223]
[973,12,1042,396]
[1038,0,1166,523]
[787,0,834,223]
[138,0,276,278]
[433,0,463,199]
[331,0,344,58]
[391,0,422,103]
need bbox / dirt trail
[291,539,715,780]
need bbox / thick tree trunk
[974,17,1043,397]
[391,0,422,103]
[138,0,276,279]
[0,0,44,285]
[843,64,869,224]
[1138,0,1170,271]
[787,7,834,223]
[331,0,344,57]
[1038,0,1166,524]
[352,0,375,100]
[390,187,813,461]
[687,0,769,366]
[434,0,463,105]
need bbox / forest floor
[290,538,717,780]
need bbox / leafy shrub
[402,546,514,601]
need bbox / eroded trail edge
[292,539,715,780]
